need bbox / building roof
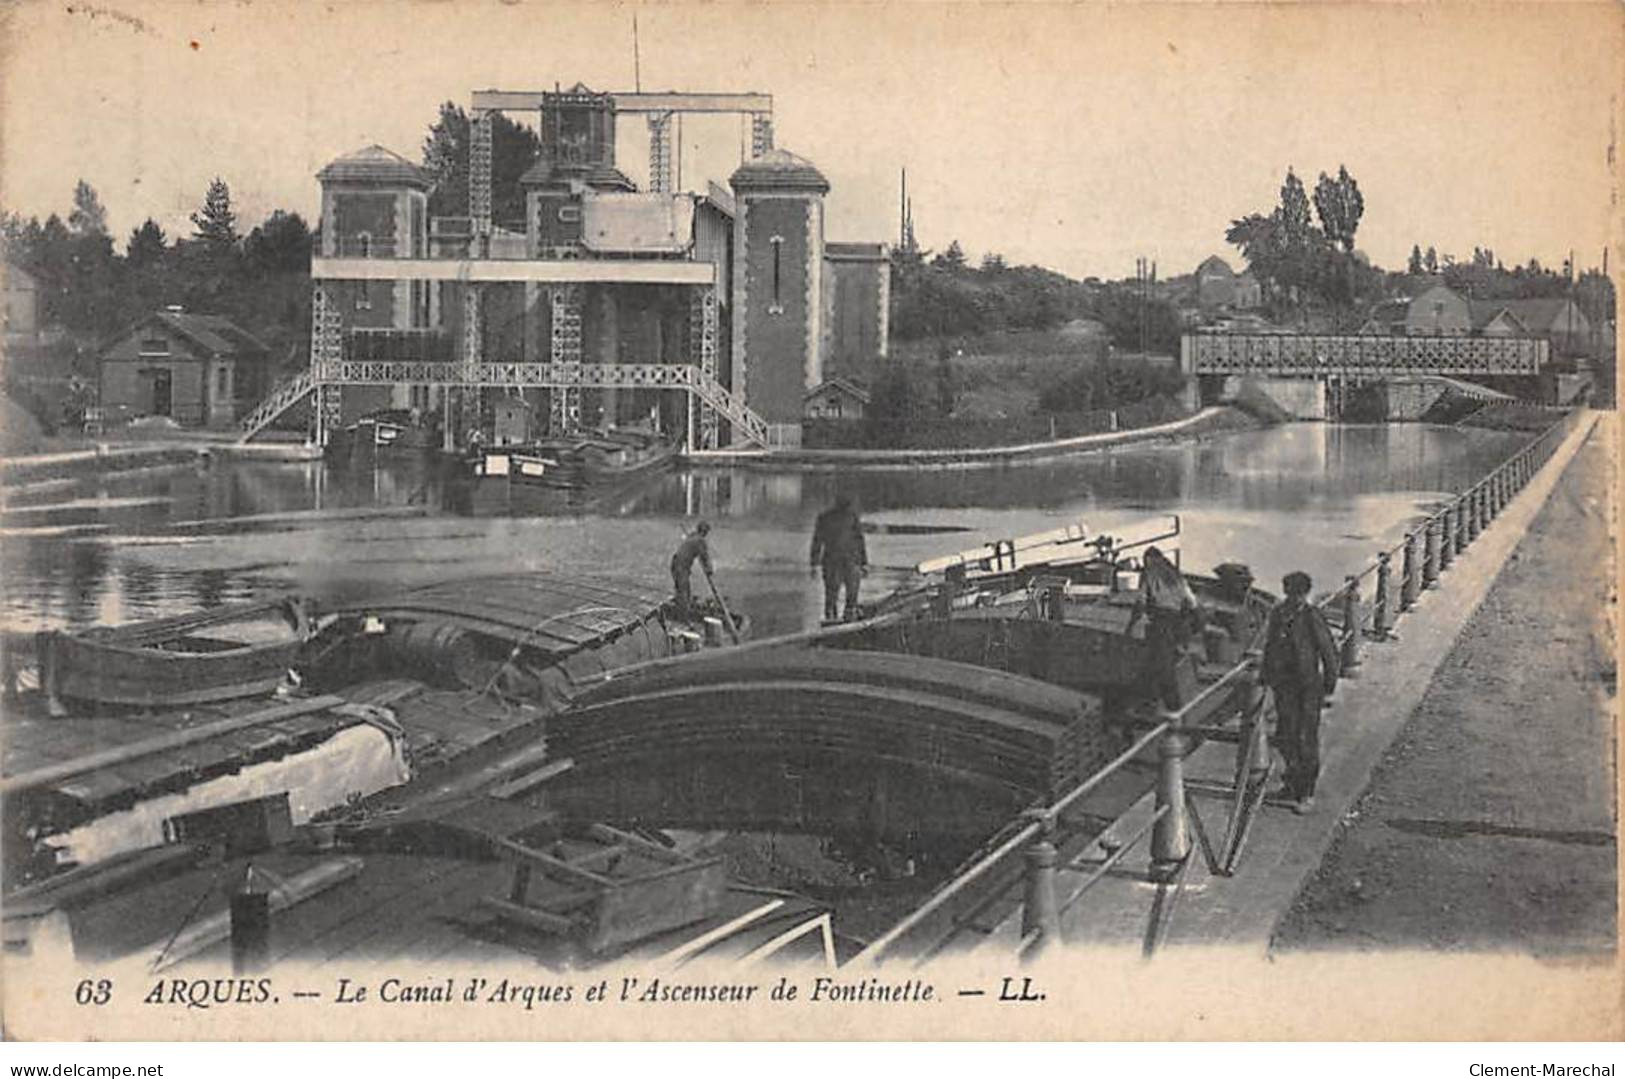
[1499,297,1581,331]
[1195,254,1234,278]
[805,376,870,404]
[730,149,829,193]
[1365,299,1410,327]
[517,158,637,191]
[3,260,38,291]
[105,310,270,359]
[1466,300,1530,333]
[825,241,888,262]
[316,145,432,190]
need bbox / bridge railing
[854,407,1587,966]
[1187,332,1548,377]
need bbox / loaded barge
[2,517,1274,968]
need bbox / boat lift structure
[239,89,780,452]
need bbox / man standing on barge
[671,521,712,622]
[810,495,868,623]
[1261,570,1340,815]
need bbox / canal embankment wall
[0,439,318,487]
[977,408,1610,958]
[687,405,1259,471]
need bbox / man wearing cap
[810,495,869,623]
[1261,570,1341,814]
[671,521,713,622]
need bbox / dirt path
[1273,418,1617,954]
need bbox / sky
[1,1,1619,281]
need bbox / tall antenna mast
[900,168,907,249]
[632,12,642,92]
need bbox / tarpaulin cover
[580,194,693,255]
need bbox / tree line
[2,177,314,375]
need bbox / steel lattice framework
[549,285,584,433]
[307,359,770,448]
[690,286,720,449]
[1188,333,1547,377]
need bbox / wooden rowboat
[35,598,313,712]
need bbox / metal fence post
[1399,531,1420,611]
[1453,497,1469,555]
[1371,552,1392,639]
[1149,725,1192,882]
[1422,517,1441,588]
[1230,660,1271,789]
[1465,486,1481,544]
[1021,823,1062,955]
[1339,577,1362,673]
[1439,509,1455,571]
[231,868,272,975]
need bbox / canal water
[1,422,1533,636]
[0,420,1538,948]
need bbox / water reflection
[0,423,1533,636]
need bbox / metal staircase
[685,365,770,449]
[237,369,315,443]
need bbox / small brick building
[98,309,270,427]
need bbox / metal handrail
[855,650,1259,964]
[855,408,1584,965]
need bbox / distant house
[803,376,870,420]
[1467,300,1529,337]
[98,309,271,428]
[3,260,40,340]
[1360,283,1471,335]
[1404,283,1471,334]
[1499,298,1591,354]
[1358,299,1410,335]
[1195,256,1235,309]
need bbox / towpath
[1273,411,1616,954]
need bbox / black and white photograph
[0,0,1618,1047]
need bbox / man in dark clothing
[670,521,712,622]
[1261,570,1341,814]
[1126,546,1202,709]
[810,496,868,622]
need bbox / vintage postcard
[0,0,1618,1043]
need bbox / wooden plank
[586,823,694,865]
[588,860,730,954]
[480,895,578,936]
[0,695,347,794]
[489,837,613,888]
[561,843,629,875]
[488,758,574,800]
[4,843,205,912]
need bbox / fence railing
[1315,406,1585,664]
[853,407,1586,965]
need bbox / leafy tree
[67,180,108,237]
[1278,168,1313,246]
[932,240,967,270]
[1424,246,1438,273]
[1408,245,1424,275]
[422,102,541,223]
[127,219,167,266]
[190,177,239,250]
[979,252,1006,274]
[1311,166,1363,252]
[243,210,312,274]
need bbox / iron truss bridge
[1187,333,1547,377]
